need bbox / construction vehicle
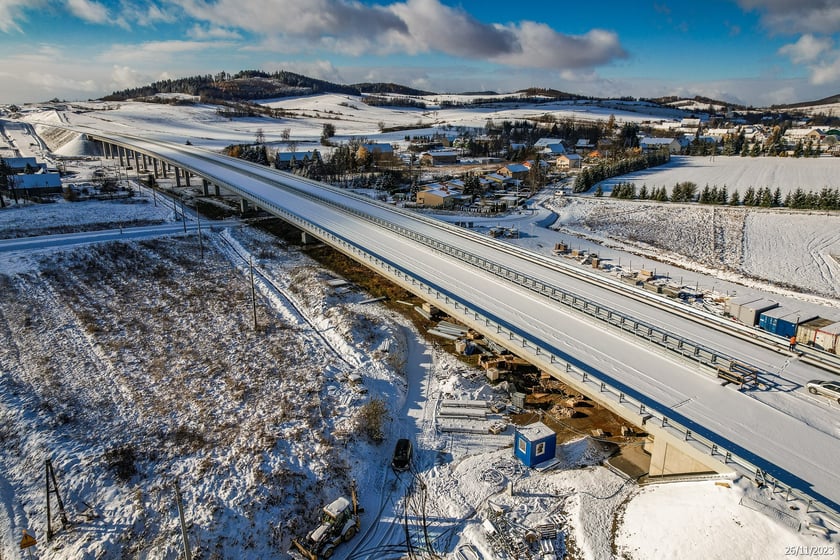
[292,482,360,559]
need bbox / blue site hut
[514,422,556,467]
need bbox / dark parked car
[392,438,412,471]
[806,380,840,404]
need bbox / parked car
[392,438,412,472]
[806,380,840,403]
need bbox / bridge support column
[185,172,191,188]
[214,184,220,196]
[161,162,168,179]
[240,198,250,214]
[645,427,733,478]
[152,159,159,179]
[202,179,209,196]
[175,168,182,188]
[117,147,124,167]
[301,232,317,244]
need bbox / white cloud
[109,65,152,91]
[177,0,406,39]
[187,25,242,41]
[738,0,840,34]
[102,40,234,64]
[65,0,110,25]
[809,52,840,84]
[491,23,626,69]
[778,34,833,63]
[0,0,45,33]
[175,0,627,71]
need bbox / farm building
[11,172,62,194]
[758,308,817,338]
[514,422,556,468]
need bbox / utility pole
[196,211,203,260]
[173,479,193,560]
[45,458,68,541]
[249,256,258,331]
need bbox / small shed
[814,322,840,353]
[737,299,778,326]
[797,317,837,347]
[759,308,817,338]
[514,422,556,468]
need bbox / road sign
[20,529,37,549]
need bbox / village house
[639,137,682,153]
[415,183,457,208]
[421,149,459,166]
[497,163,529,180]
[574,138,595,154]
[555,153,582,170]
[533,137,566,156]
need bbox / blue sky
[1,0,840,107]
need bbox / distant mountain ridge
[102,69,839,113]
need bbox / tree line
[599,180,840,210]
[574,150,671,193]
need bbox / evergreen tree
[742,187,756,206]
[729,189,740,206]
[759,188,773,207]
[717,186,728,205]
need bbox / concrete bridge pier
[300,232,319,244]
[202,178,209,196]
[644,424,734,478]
[214,184,220,196]
[175,167,182,188]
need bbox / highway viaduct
[78,130,840,530]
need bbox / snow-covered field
[599,154,840,197]
[547,197,840,302]
[2,98,839,558]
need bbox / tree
[0,157,11,208]
[321,123,336,144]
[280,128,291,141]
[617,122,640,149]
[254,127,265,145]
[729,189,740,206]
[594,185,603,197]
